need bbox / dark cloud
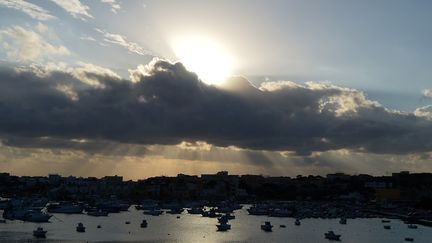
[1,59,432,155]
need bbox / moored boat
[324,231,341,241]
[261,221,273,232]
[76,222,86,232]
[33,227,47,238]
[216,222,231,231]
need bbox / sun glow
[171,36,236,85]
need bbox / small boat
[33,227,47,238]
[176,216,180,219]
[0,219,6,223]
[324,231,341,241]
[384,225,391,230]
[295,219,301,226]
[280,224,286,228]
[407,224,418,229]
[216,222,231,231]
[381,219,391,223]
[76,222,86,232]
[140,219,148,228]
[97,225,102,228]
[339,218,347,224]
[125,221,131,224]
[261,221,273,232]
[405,237,414,242]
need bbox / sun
[171,35,236,85]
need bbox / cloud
[80,35,96,42]
[101,0,121,13]
[49,0,92,20]
[422,89,432,99]
[96,28,152,56]
[0,25,70,61]
[1,59,432,156]
[0,0,55,21]
[414,105,432,120]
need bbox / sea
[0,206,430,243]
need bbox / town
[1,171,432,224]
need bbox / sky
[0,0,432,179]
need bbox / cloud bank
[0,59,432,156]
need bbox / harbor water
[0,206,431,242]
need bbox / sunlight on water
[1,206,431,243]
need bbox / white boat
[324,231,341,241]
[76,222,86,232]
[339,218,347,224]
[261,221,273,232]
[33,227,47,238]
[216,222,231,231]
[140,219,148,228]
[407,224,418,229]
[295,219,301,226]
